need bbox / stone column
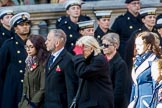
[39,21,48,37]
[30,21,40,35]
[47,19,56,31]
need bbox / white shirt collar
[51,47,64,62]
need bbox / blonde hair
[76,36,101,55]
[101,33,120,49]
[152,59,162,82]
[50,29,67,45]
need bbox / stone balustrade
[0,0,161,36]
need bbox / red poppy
[30,63,37,71]
[56,65,61,72]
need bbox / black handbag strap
[70,79,85,108]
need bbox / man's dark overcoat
[44,49,78,108]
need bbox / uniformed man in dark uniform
[56,0,91,54]
[0,12,31,108]
[94,10,114,45]
[0,9,14,47]
[111,0,143,59]
[77,20,95,36]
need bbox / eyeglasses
[101,44,113,48]
[24,45,34,50]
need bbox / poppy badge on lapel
[30,63,37,71]
[56,65,61,72]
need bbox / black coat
[94,26,114,45]
[44,49,78,108]
[73,53,114,108]
[109,52,128,108]
[0,34,27,108]
[0,26,13,48]
[111,11,143,58]
[56,15,90,54]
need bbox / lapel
[132,54,156,84]
[47,49,66,75]
[131,68,137,85]
[136,54,156,77]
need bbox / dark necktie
[48,55,55,68]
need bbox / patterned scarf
[134,51,152,70]
[25,56,37,68]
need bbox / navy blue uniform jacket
[111,11,143,59]
[0,26,13,47]
[0,34,27,108]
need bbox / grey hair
[50,29,67,45]
[101,33,120,49]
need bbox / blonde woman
[73,36,114,108]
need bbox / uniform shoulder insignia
[57,17,62,23]
[57,16,66,23]
[56,16,67,27]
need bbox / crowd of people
[0,0,102,6]
[0,0,162,108]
